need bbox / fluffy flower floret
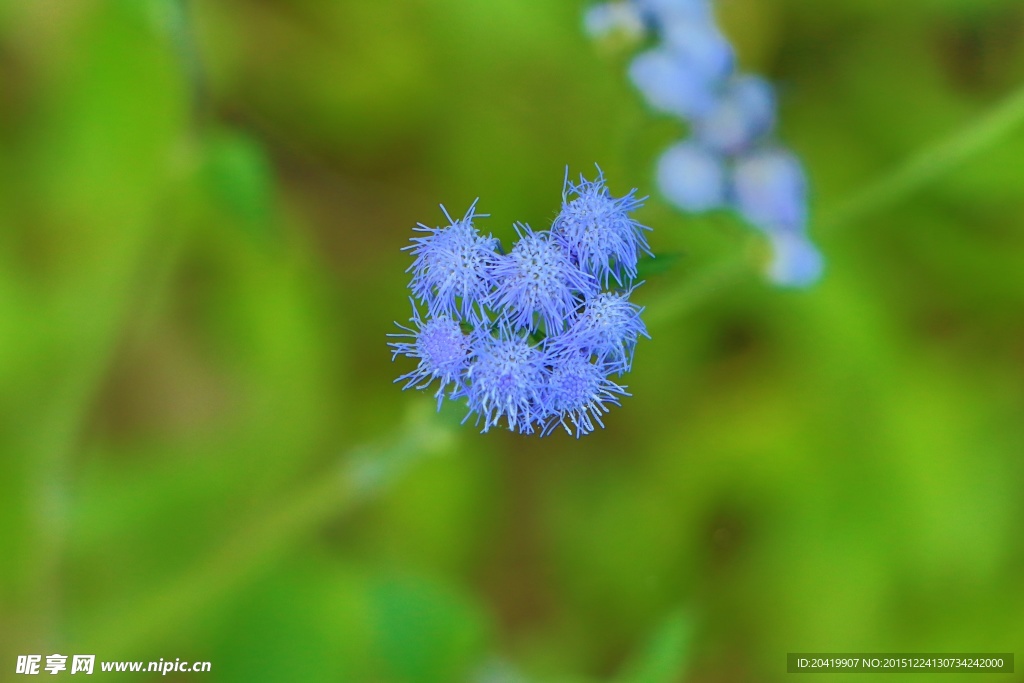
[541,351,629,438]
[460,328,550,434]
[404,201,499,323]
[553,172,652,287]
[388,305,472,407]
[490,224,597,333]
[549,290,650,373]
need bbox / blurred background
[2,0,1024,680]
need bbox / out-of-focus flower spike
[732,148,824,287]
[637,0,714,22]
[585,0,825,288]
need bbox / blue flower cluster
[390,172,651,437]
[585,0,824,287]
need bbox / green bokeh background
[1,0,1023,681]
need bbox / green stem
[644,251,751,330]
[167,0,209,122]
[27,316,124,648]
[76,408,455,655]
[819,83,1024,234]
[26,224,187,650]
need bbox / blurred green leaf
[372,574,490,683]
[202,128,276,238]
[213,566,374,682]
[616,611,694,683]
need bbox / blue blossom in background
[656,140,728,212]
[693,75,775,154]
[732,147,807,230]
[628,47,719,119]
[733,147,823,286]
[660,15,734,82]
[637,0,713,21]
[765,231,824,288]
[586,0,824,287]
[584,1,646,40]
[391,171,651,437]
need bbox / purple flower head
[490,224,598,333]
[393,168,651,435]
[693,75,776,154]
[628,47,721,120]
[731,146,807,232]
[549,289,650,374]
[553,171,652,287]
[540,352,629,438]
[404,201,499,324]
[459,328,550,434]
[766,231,824,288]
[657,140,729,212]
[388,304,472,408]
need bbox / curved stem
[819,83,1024,234]
[76,408,456,654]
[645,252,750,329]
[167,0,210,123]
